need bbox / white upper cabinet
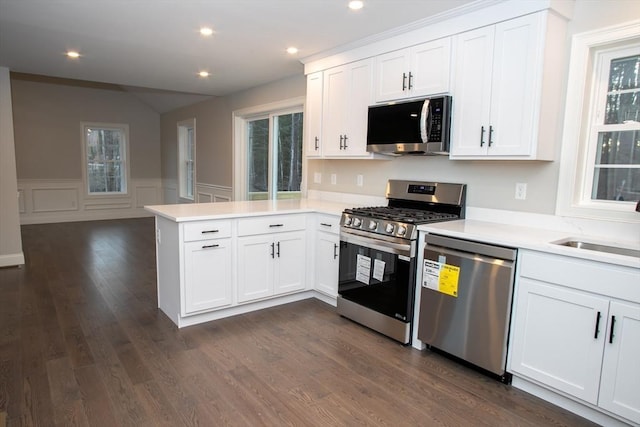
[375,37,451,103]
[322,58,375,158]
[449,12,563,160]
[304,71,323,158]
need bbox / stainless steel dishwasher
[417,233,517,383]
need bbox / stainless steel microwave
[366,95,452,156]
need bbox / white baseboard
[0,252,25,267]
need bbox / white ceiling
[0,0,475,111]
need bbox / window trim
[232,97,305,201]
[556,20,640,223]
[177,118,196,203]
[80,121,130,197]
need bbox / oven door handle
[341,232,413,257]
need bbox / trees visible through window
[83,123,128,195]
[246,111,303,200]
[588,49,639,204]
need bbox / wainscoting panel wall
[17,179,162,224]
[162,179,232,205]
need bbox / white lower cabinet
[598,302,640,423]
[181,220,233,315]
[237,215,307,303]
[313,214,340,297]
[510,250,640,425]
[183,238,233,314]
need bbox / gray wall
[0,67,23,266]
[160,74,306,188]
[11,74,161,180]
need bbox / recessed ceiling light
[198,71,210,77]
[66,50,80,58]
[200,27,214,36]
[286,47,298,55]
[348,1,364,10]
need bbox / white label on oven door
[372,259,386,282]
[422,259,442,290]
[356,254,371,285]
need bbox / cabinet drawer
[518,250,639,301]
[238,215,306,236]
[315,213,340,235]
[183,220,232,242]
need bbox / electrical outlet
[515,183,527,200]
[313,172,322,184]
[331,174,337,185]
[356,174,364,187]
[156,228,161,244]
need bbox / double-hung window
[587,49,639,204]
[178,118,196,201]
[82,122,129,195]
[557,21,640,221]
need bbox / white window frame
[556,20,640,223]
[232,97,305,201]
[81,122,130,197]
[177,118,196,202]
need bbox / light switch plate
[331,174,337,185]
[357,174,364,187]
[313,172,322,184]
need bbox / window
[556,21,640,222]
[178,118,196,201]
[82,122,129,195]
[233,98,305,201]
[586,49,639,203]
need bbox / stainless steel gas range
[337,180,466,344]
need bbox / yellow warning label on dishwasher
[438,264,460,297]
[422,260,459,297]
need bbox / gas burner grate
[345,206,458,224]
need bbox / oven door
[338,232,416,322]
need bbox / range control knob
[368,220,378,230]
[352,217,362,227]
[344,216,352,226]
[397,225,407,236]
[385,223,395,234]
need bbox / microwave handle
[420,99,431,143]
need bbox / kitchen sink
[553,239,640,258]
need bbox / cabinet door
[343,59,373,157]
[599,302,640,423]
[314,231,339,297]
[305,72,323,157]
[488,13,541,156]
[237,235,274,303]
[509,278,609,404]
[450,26,494,157]
[374,48,410,102]
[274,231,306,295]
[183,239,232,314]
[322,65,348,156]
[409,38,451,98]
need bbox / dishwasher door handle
[425,244,515,268]
[425,234,517,261]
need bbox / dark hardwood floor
[0,218,595,426]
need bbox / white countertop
[418,219,640,269]
[144,199,352,222]
[145,198,639,269]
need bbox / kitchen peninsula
[145,199,352,328]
